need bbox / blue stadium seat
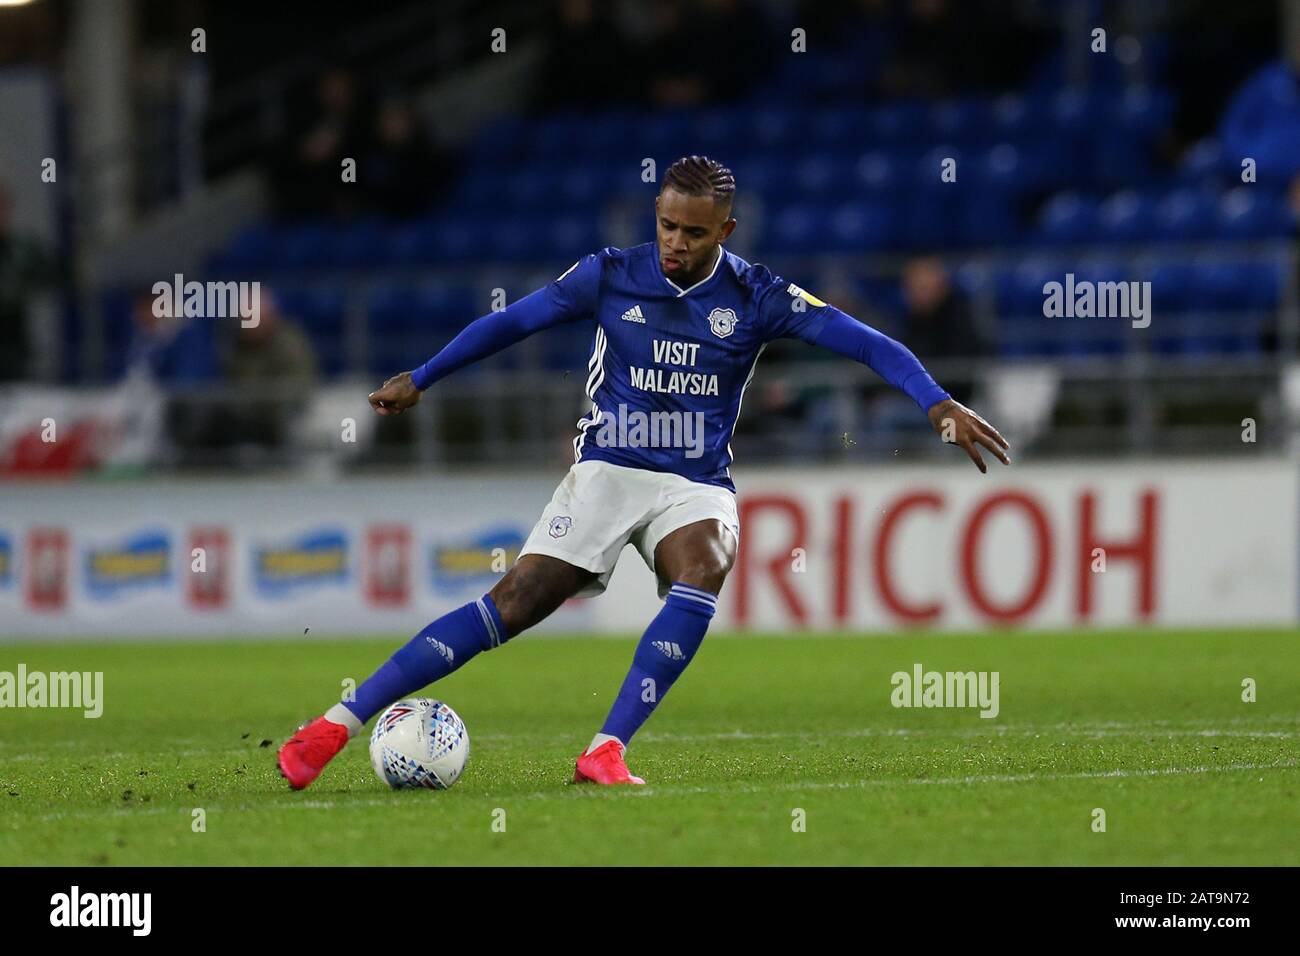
[274,285,348,376]
[549,215,598,258]
[905,190,975,248]
[1035,192,1099,245]
[1148,260,1197,312]
[484,216,543,262]
[1069,261,1130,355]
[272,223,335,272]
[1194,261,1251,310]
[1151,188,1217,240]
[749,107,798,151]
[211,223,276,274]
[962,191,1019,245]
[1091,136,1154,188]
[1176,138,1230,187]
[1216,187,1288,239]
[1240,258,1285,309]
[529,113,587,157]
[328,220,388,271]
[851,150,901,193]
[693,109,755,155]
[1095,190,1159,242]
[988,94,1032,141]
[808,105,870,149]
[794,153,849,196]
[735,154,784,195]
[1048,88,1105,135]
[636,112,694,156]
[867,101,927,144]
[997,258,1061,317]
[1111,87,1175,140]
[826,200,895,251]
[929,97,989,145]
[764,201,821,255]
[385,220,439,267]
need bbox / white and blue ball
[369,698,469,789]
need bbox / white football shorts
[517,460,740,598]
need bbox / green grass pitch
[1,629,1297,866]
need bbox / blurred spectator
[180,291,318,462]
[360,96,454,219]
[270,67,374,219]
[0,181,53,382]
[1218,42,1300,213]
[899,256,983,404]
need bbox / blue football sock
[344,595,508,725]
[599,582,717,746]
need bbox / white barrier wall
[0,460,1294,637]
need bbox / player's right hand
[368,371,422,415]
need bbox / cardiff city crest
[707,307,738,339]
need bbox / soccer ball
[369,698,470,789]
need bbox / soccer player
[277,155,1010,789]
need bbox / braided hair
[661,155,736,212]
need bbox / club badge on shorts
[548,516,573,539]
[707,307,738,339]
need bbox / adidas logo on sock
[621,304,646,324]
[652,640,685,661]
[425,636,455,664]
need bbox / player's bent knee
[672,556,731,595]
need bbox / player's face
[655,188,736,284]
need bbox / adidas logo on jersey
[621,304,646,324]
[652,640,685,661]
[425,636,455,664]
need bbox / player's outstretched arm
[805,307,1010,472]
[367,286,579,416]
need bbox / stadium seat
[1216,187,1288,239]
[328,220,388,271]
[852,150,901,193]
[763,201,821,254]
[211,223,276,274]
[1095,190,1159,242]
[828,201,896,251]
[794,153,849,197]
[988,94,1032,140]
[929,97,989,145]
[807,105,870,150]
[1151,188,1217,241]
[273,223,335,272]
[274,285,349,376]
[1148,260,1197,312]
[867,101,927,144]
[1035,192,1099,245]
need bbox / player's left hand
[927,398,1011,473]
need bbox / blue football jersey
[542,242,835,491]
